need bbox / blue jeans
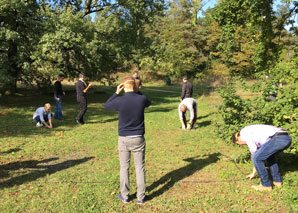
[252,134,291,187]
[33,115,48,123]
[54,95,63,120]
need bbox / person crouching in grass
[33,103,53,128]
[233,124,291,191]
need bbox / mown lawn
[0,83,297,212]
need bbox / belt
[273,131,289,137]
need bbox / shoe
[273,182,282,188]
[118,194,128,203]
[36,122,43,127]
[75,119,83,125]
[137,196,148,204]
[251,184,272,192]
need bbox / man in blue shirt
[104,76,151,204]
[33,103,53,128]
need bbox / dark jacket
[53,81,63,96]
[181,81,193,100]
[76,80,86,97]
[104,92,151,136]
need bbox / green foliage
[218,58,298,155]
[141,0,208,78]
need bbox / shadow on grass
[277,152,298,176]
[0,157,94,189]
[0,148,21,154]
[146,153,221,200]
[196,120,211,128]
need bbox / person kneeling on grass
[233,124,291,191]
[33,103,53,128]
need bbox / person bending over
[104,76,151,204]
[178,98,197,129]
[33,103,53,128]
[233,124,291,191]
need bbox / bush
[217,60,298,156]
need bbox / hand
[246,172,257,180]
[48,125,52,129]
[57,97,60,101]
[116,84,124,94]
[88,83,92,88]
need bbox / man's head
[182,76,188,83]
[180,104,187,113]
[44,103,51,112]
[232,132,246,145]
[79,73,86,80]
[58,74,64,81]
[123,76,135,92]
[132,71,139,79]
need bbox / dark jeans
[76,96,87,122]
[54,95,63,120]
[33,115,48,123]
[252,134,291,187]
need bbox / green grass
[0,83,297,212]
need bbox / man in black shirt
[104,76,151,204]
[53,74,65,120]
[75,73,91,124]
[180,76,193,101]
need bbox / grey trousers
[118,136,146,201]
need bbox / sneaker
[137,196,148,204]
[36,122,43,127]
[273,182,282,188]
[251,184,272,192]
[75,119,83,125]
[118,194,128,203]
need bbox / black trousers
[76,96,87,122]
[182,102,197,128]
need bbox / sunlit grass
[0,84,297,212]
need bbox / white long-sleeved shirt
[178,98,197,120]
[240,124,283,155]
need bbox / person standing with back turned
[53,74,65,120]
[104,76,151,204]
[180,76,193,101]
[75,73,91,124]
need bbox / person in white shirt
[178,98,197,129]
[233,124,291,191]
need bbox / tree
[0,0,42,93]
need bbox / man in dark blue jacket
[104,76,151,204]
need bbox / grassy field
[0,83,297,212]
